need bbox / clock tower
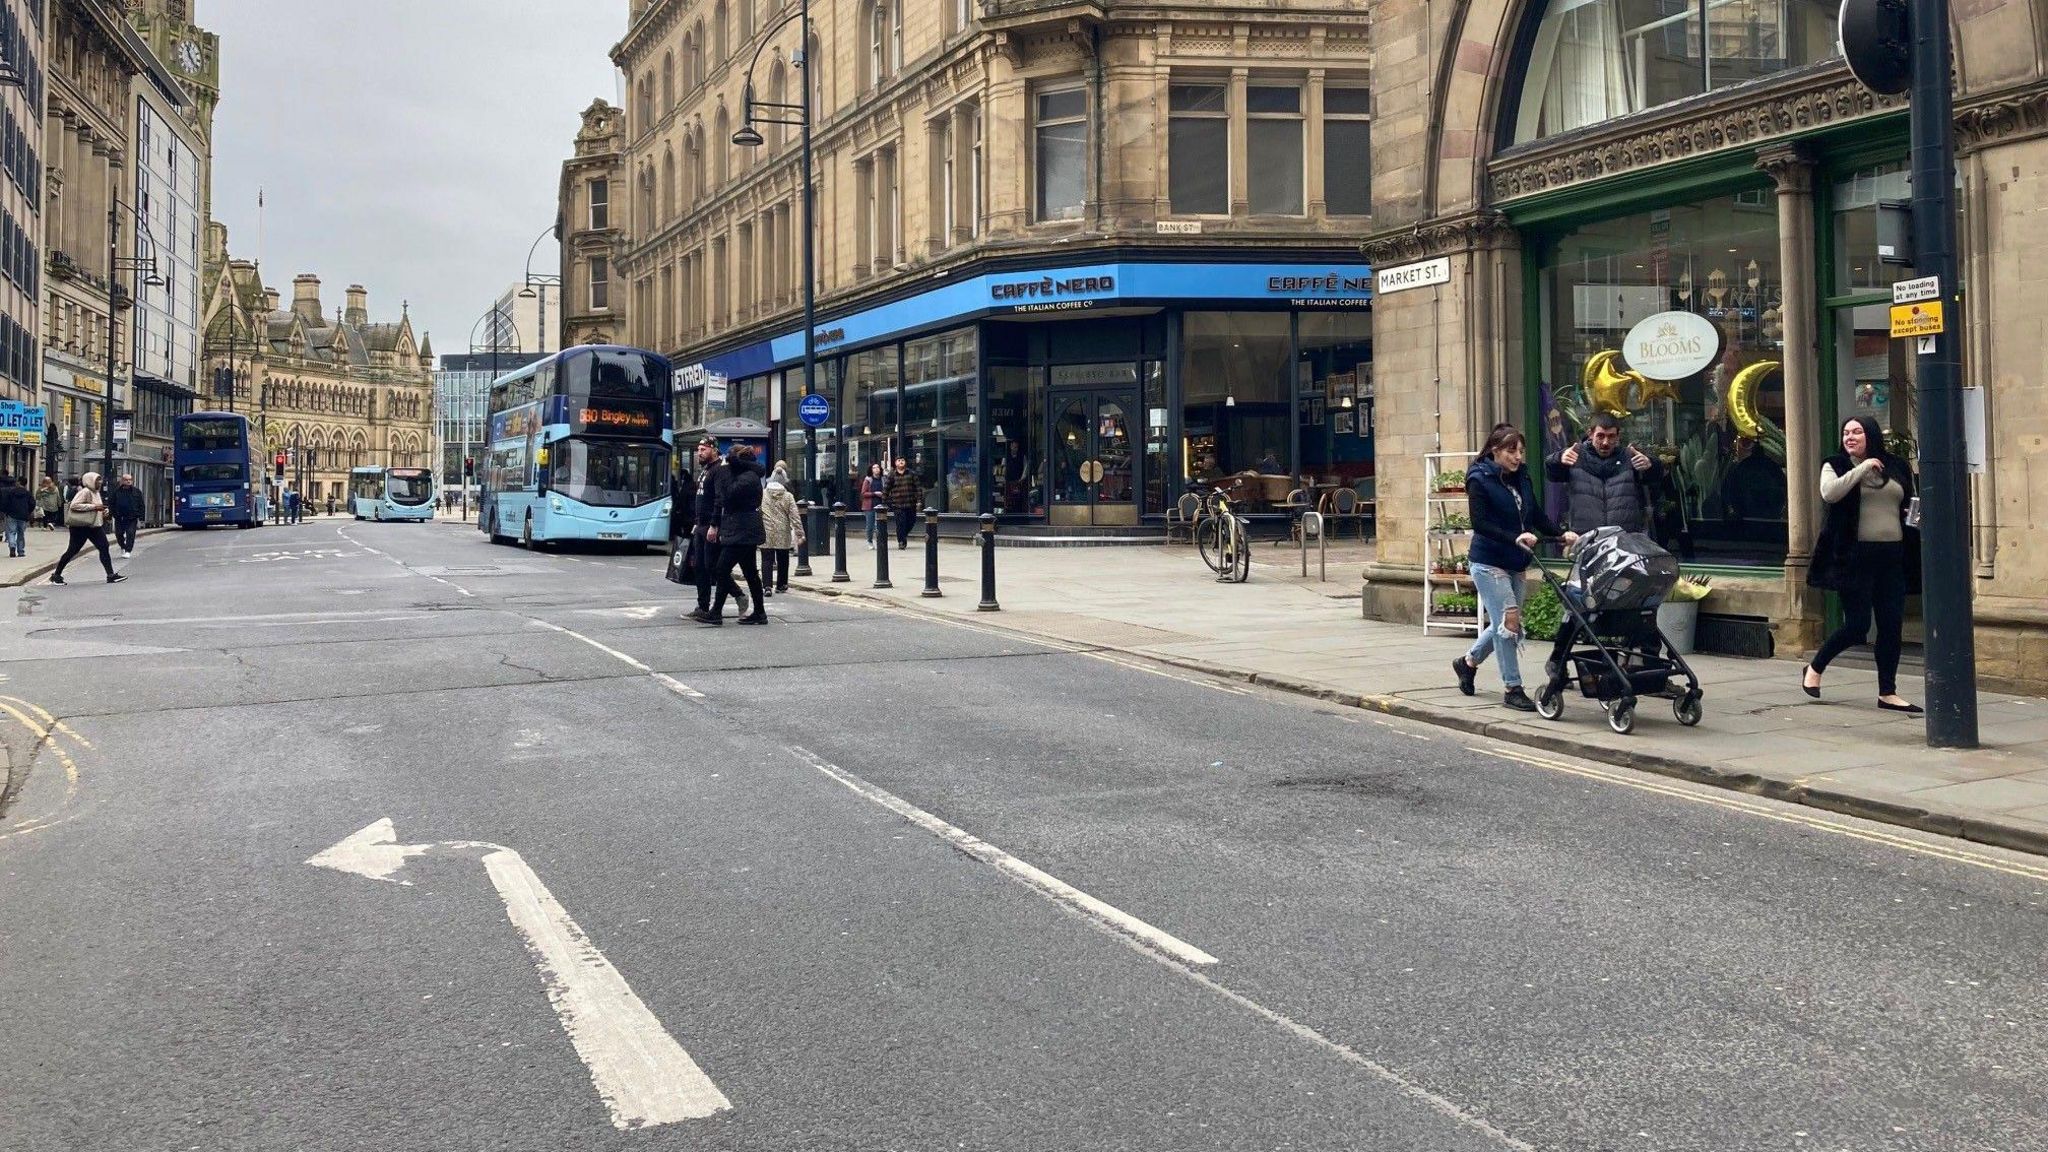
[128,1,223,223]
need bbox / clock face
[177,40,203,74]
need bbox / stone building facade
[200,225,436,508]
[0,0,45,482]
[41,0,158,484]
[559,99,626,349]
[1359,0,2048,693]
[601,0,1378,523]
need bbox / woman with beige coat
[759,462,804,596]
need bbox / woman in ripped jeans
[1451,424,1577,711]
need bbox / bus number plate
[598,532,624,540]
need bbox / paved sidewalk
[792,539,2048,856]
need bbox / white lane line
[652,673,705,700]
[481,847,733,1128]
[781,747,1532,1149]
[785,745,1218,967]
[531,619,652,671]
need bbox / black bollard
[809,502,830,559]
[873,503,893,588]
[831,503,850,582]
[794,500,813,577]
[921,505,942,598]
[976,513,1000,612]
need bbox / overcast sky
[208,2,624,363]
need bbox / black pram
[1532,526,1703,735]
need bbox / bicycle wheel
[1195,516,1225,573]
[1230,518,1252,583]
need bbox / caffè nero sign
[1622,311,1721,381]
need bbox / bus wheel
[488,513,510,546]
[521,514,536,549]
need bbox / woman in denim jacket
[1451,424,1577,711]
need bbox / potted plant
[1656,573,1712,655]
[1431,470,1467,493]
[1433,510,1471,533]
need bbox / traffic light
[274,452,286,479]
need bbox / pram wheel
[1673,693,1703,727]
[1535,687,1565,720]
[1607,699,1636,735]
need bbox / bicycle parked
[1189,478,1252,583]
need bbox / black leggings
[1812,541,1908,696]
[55,525,116,578]
[711,543,764,616]
[762,548,790,592]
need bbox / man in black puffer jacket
[699,445,767,625]
[110,474,147,556]
[1544,413,1662,536]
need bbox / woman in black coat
[1802,414,1920,713]
[702,446,767,625]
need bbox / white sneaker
[121,550,132,558]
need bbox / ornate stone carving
[1754,142,1814,195]
[1490,71,1907,202]
[1956,86,2048,153]
[1360,211,1515,265]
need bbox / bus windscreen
[386,470,434,505]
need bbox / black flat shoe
[1878,699,1924,714]
[696,614,723,626]
[1800,666,1821,698]
[1502,687,1537,712]
[1452,657,1477,697]
[737,614,767,625]
[48,574,64,585]
[107,574,127,584]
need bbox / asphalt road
[1,519,2043,1152]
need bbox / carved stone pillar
[1757,143,1820,638]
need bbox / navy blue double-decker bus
[172,412,268,529]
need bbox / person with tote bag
[51,472,125,585]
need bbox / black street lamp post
[465,305,521,520]
[105,196,165,487]
[520,224,563,356]
[734,0,820,511]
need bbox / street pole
[1907,0,1977,747]
[103,202,119,485]
[799,0,820,512]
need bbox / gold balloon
[1726,360,1779,439]
[1582,350,1637,417]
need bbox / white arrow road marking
[308,820,732,1129]
[576,605,665,620]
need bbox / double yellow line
[1483,744,2048,882]
[0,695,90,842]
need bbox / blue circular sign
[797,393,832,428]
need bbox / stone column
[1757,143,1820,639]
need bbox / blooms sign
[1622,311,1722,381]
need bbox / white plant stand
[1423,450,1480,636]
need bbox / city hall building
[1362,0,2048,692]
[594,0,1379,529]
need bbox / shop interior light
[1225,395,1236,407]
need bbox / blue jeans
[1465,562,1527,689]
[3,516,24,555]
[864,508,878,544]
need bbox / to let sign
[1890,301,1945,338]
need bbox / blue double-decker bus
[172,411,269,529]
[481,346,673,549]
[349,466,437,521]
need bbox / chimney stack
[345,285,368,328]
[262,287,281,313]
[292,274,324,324]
